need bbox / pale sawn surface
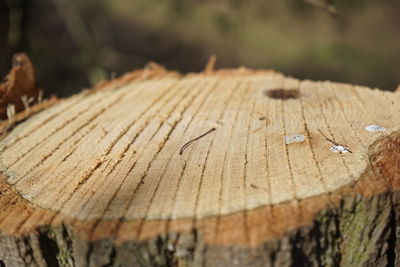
[1,71,399,221]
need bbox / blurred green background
[1,0,399,96]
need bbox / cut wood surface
[1,66,400,266]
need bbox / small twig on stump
[180,128,216,155]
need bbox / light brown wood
[0,67,400,266]
[1,70,398,219]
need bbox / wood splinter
[179,127,216,155]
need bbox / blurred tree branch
[302,0,337,16]
[50,0,94,51]
[50,0,107,85]
[0,0,9,76]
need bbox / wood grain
[0,68,400,266]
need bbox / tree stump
[0,66,400,266]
